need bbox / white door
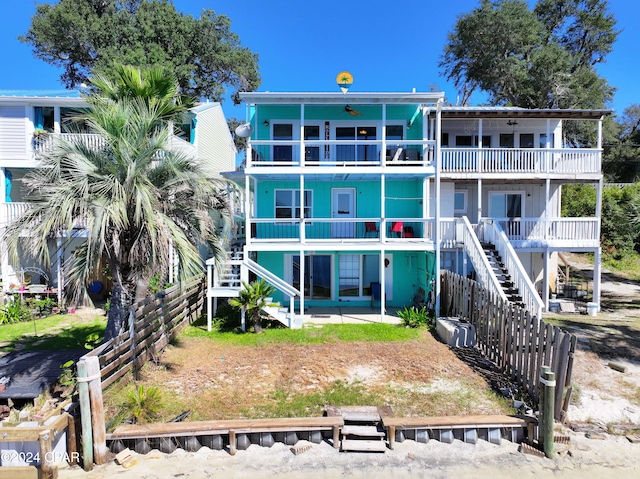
[332,188,356,238]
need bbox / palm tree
[229,280,276,334]
[3,66,229,341]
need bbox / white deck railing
[441,148,600,174]
[33,133,197,157]
[247,139,436,167]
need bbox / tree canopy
[440,0,618,109]
[20,0,260,103]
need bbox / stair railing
[458,217,508,303]
[480,219,544,319]
[244,257,301,328]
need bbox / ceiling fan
[344,105,363,116]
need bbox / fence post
[76,360,93,470]
[128,307,138,380]
[38,429,55,479]
[85,356,108,464]
[540,366,555,458]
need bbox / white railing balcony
[246,140,435,168]
[492,217,599,247]
[0,202,32,227]
[247,217,437,243]
[33,133,197,158]
[441,148,601,175]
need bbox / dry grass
[103,328,513,428]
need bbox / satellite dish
[235,123,253,138]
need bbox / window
[455,135,473,147]
[292,255,331,299]
[386,125,404,140]
[34,106,54,132]
[336,126,377,161]
[304,125,320,161]
[275,189,312,219]
[500,133,514,148]
[441,132,449,147]
[539,133,555,148]
[273,123,293,161]
[338,254,380,298]
[455,135,491,147]
[520,133,534,148]
[454,190,467,213]
[490,192,522,218]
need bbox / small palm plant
[229,279,276,334]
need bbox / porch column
[300,103,305,166]
[546,119,551,172]
[299,248,305,320]
[56,237,63,305]
[299,174,305,243]
[593,247,602,310]
[477,178,482,222]
[380,249,386,322]
[381,104,387,164]
[423,176,428,239]
[245,174,251,246]
[434,99,442,316]
[542,250,550,312]
[545,178,550,240]
[381,174,386,240]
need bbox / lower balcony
[245,217,599,250]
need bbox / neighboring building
[208,90,608,328]
[0,90,235,298]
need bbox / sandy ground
[57,431,639,479]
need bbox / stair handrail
[458,216,508,302]
[481,219,544,319]
[244,257,300,298]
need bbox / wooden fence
[441,271,576,422]
[82,276,205,388]
[75,277,205,468]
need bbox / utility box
[436,317,476,348]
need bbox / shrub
[0,300,33,324]
[125,385,163,424]
[397,306,433,329]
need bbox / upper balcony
[33,132,198,159]
[246,140,435,170]
[441,147,601,178]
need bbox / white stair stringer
[206,253,303,330]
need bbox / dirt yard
[104,330,511,424]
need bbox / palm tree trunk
[104,283,128,341]
[253,310,263,334]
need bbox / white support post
[477,178,482,223]
[245,175,252,245]
[434,100,442,317]
[241,306,246,332]
[381,104,387,164]
[300,103,305,166]
[300,174,305,243]
[381,174,386,240]
[207,262,213,331]
[56,237,63,305]
[380,250,386,322]
[542,250,550,312]
[593,247,602,309]
[299,249,305,319]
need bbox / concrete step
[342,412,381,422]
[342,425,385,437]
[341,439,387,452]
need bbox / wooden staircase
[326,406,388,453]
[481,243,524,306]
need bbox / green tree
[2,66,229,341]
[603,104,640,182]
[20,0,260,103]
[229,280,276,334]
[440,0,618,109]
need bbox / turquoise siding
[255,250,435,308]
[256,179,423,219]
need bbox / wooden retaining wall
[441,271,576,422]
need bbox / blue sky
[1,0,638,122]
